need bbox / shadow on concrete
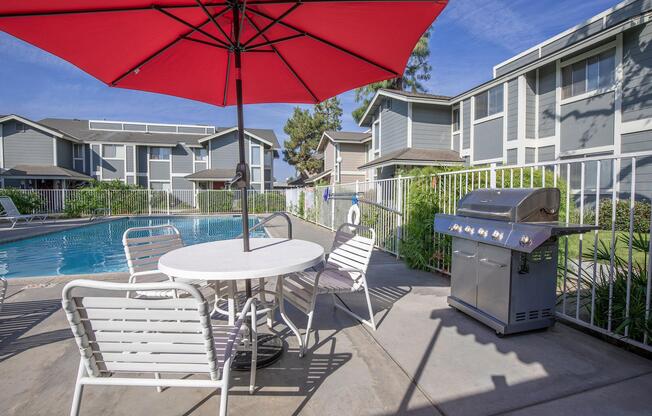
[0,298,70,362]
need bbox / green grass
[563,231,648,265]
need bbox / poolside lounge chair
[0,196,49,229]
[61,279,254,416]
[283,223,376,356]
[0,277,6,312]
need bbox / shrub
[197,190,235,212]
[298,191,305,218]
[0,188,44,214]
[248,192,286,213]
[63,180,147,218]
[585,198,651,233]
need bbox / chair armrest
[233,297,255,330]
[128,270,167,283]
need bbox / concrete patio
[1,216,651,415]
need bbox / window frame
[560,46,616,103]
[193,147,207,162]
[474,84,503,121]
[149,146,171,161]
[452,108,460,132]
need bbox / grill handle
[479,258,507,268]
[453,250,476,259]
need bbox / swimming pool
[0,216,266,278]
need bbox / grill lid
[456,188,560,222]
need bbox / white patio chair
[0,196,49,229]
[0,277,7,312]
[283,223,376,356]
[61,279,254,416]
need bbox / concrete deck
[1,216,651,415]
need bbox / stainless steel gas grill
[434,188,596,335]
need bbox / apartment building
[0,115,279,191]
[358,0,652,198]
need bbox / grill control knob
[449,223,461,232]
[491,230,503,240]
[464,225,474,234]
[477,228,488,237]
[519,235,532,246]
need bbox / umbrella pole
[233,4,252,301]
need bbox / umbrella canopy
[0,1,447,106]
[0,0,448,259]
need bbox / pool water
[0,216,266,278]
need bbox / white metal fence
[4,189,287,216]
[289,151,652,353]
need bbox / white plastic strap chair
[61,279,255,416]
[0,196,49,229]
[284,223,376,356]
[0,277,7,312]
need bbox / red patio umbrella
[0,0,447,252]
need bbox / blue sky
[0,0,618,181]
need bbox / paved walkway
[0,216,650,415]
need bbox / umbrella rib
[111,7,230,86]
[223,51,232,105]
[242,3,301,48]
[154,6,231,48]
[246,7,398,77]
[184,37,230,50]
[245,33,305,50]
[194,0,234,46]
[244,14,319,102]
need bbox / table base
[232,334,284,370]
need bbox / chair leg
[363,284,377,331]
[219,383,229,416]
[70,359,85,416]
[155,372,163,393]
[249,301,257,395]
[301,289,318,356]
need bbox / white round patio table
[158,237,325,358]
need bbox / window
[193,147,207,161]
[264,150,273,166]
[251,167,261,182]
[150,147,171,160]
[102,144,125,159]
[561,49,615,99]
[452,108,460,131]
[15,122,26,132]
[372,121,380,152]
[474,85,503,119]
[73,144,84,159]
[250,145,261,165]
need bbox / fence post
[61,188,66,212]
[355,180,359,195]
[330,187,335,231]
[166,190,171,215]
[265,191,269,213]
[396,175,403,258]
[490,163,497,189]
[108,190,112,216]
[148,189,152,215]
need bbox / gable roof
[38,118,279,149]
[0,164,93,180]
[317,130,371,152]
[359,89,451,127]
[0,114,81,143]
[358,148,463,170]
[185,168,234,181]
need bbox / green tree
[352,29,432,123]
[283,97,342,176]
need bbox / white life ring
[347,204,361,229]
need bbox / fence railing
[5,189,287,216]
[290,151,652,353]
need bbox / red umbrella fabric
[0,1,447,106]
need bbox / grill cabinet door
[476,244,511,323]
[451,238,478,307]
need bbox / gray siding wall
[462,99,471,149]
[495,50,539,78]
[56,138,73,169]
[560,92,615,152]
[473,117,503,161]
[2,120,54,168]
[74,160,84,172]
[621,130,652,201]
[507,78,519,141]
[525,147,536,164]
[452,133,460,152]
[171,144,193,174]
[340,143,366,171]
[323,141,335,172]
[84,145,91,175]
[380,98,408,155]
[526,71,537,138]
[210,131,245,169]
[172,177,193,190]
[91,144,101,175]
[125,145,134,173]
[102,159,125,180]
[607,0,652,28]
[622,129,652,153]
[149,161,170,181]
[126,176,135,185]
[411,104,451,150]
[537,145,556,162]
[195,161,207,172]
[506,148,518,165]
[622,22,652,122]
[542,20,604,57]
[136,146,148,174]
[538,63,557,138]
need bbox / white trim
[0,114,81,142]
[555,58,562,160]
[407,102,413,148]
[0,123,4,169]
[53,137,58,166]
[535,68,540,140]
[620,118,652,134]
[358,89,449,126]
[614,33,624,169]
[559,41,617,68]
[317,131,371,152]
[87,140,176,148]
[88,119,215,136]
[493,0,636,74]
[561,87,616,105]
[517,74,527,164]
[558,145,615,157]
[197,127,276,148]
[372,119,381,156]
[469,97,475,163]
[364,160,462,170]
[503,82,508,162]
[472,157,503,165]
[472,111,503,125]
[341,170,365,175]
